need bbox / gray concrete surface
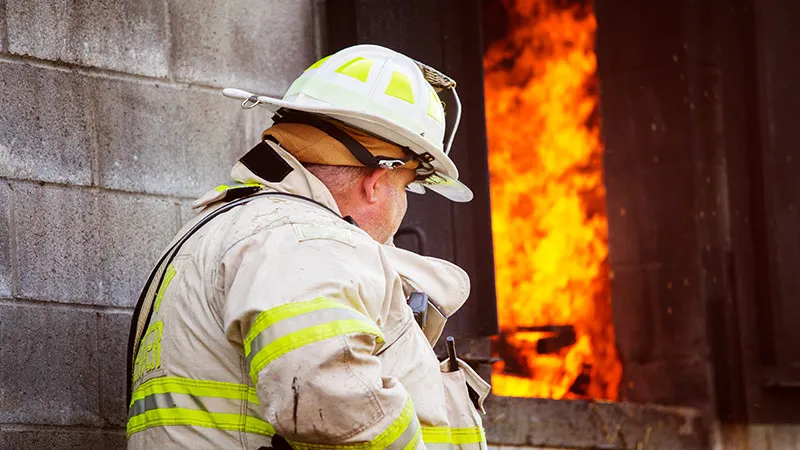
[484,396,706,450]
[0,428,125,450]
[169,0,315,94]
[6,0,169,77]
[0,63,93,186]
[0,1,315,446]
[0,0,7,53]
[90,77,248,197]
[13,182,179,307]
[0,303,101,426]
[0,182,10,298]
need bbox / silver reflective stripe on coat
[247,306,377,366]
[244,297,384,383]
[127,376,274,438]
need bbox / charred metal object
[516,325,577,354]
[446,336,459,372]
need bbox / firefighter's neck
[323,167,414,244]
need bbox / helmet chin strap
[272,109,414,170]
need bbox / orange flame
[484,0,621,399]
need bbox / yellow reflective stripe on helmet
[288,398,420,450]
[153,264,176,313]
[285,76,413,133]
[307,55,331,71]
[128,376,270,438]
[427,90,444,123]
[422,426,486,445]
[335,57,374,82]
[385,71,415,104]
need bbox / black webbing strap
[126,191,345,403]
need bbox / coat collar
[194,140,342,214]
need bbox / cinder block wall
[0,1,316,447]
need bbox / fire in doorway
[484,0,622,400]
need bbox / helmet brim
[409,173,474,202]
[223,88,473,203]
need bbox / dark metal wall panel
[439,0,497,337]
[752,0,800,372]
[321,0,498,337]
[596,0,723,411]
[598,0,800,423]
[716,0,800,424]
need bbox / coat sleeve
[218,222,424,449]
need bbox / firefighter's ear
[361,168,391,203]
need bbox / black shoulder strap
[126,191,346,403]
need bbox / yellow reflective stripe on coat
[288,398,421,450]
[422,426,486,445]
[127,376,272,438]
[244,297,384,383]
[213,181,264,193]
[153,264,176,313]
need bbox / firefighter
[127,44,490,450]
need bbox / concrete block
[90,77,256,198]
[0,63,93,185]
[0,183,10,298]
[179,199,199,226]
[0,428,125,450]
[488,447,565,450]
[169,0,315,94]
[0,0,7,53]
[5,0,168,77]
[14,183,178,307]
[0,303,101,426]
[95,190,180,308]
[98,311,132,427]
[484,396,705,450]
[768,425,800,450]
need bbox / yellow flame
[484,0,621,399]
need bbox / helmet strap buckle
[377,159,409,170]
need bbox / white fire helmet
[222,44,473,202]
